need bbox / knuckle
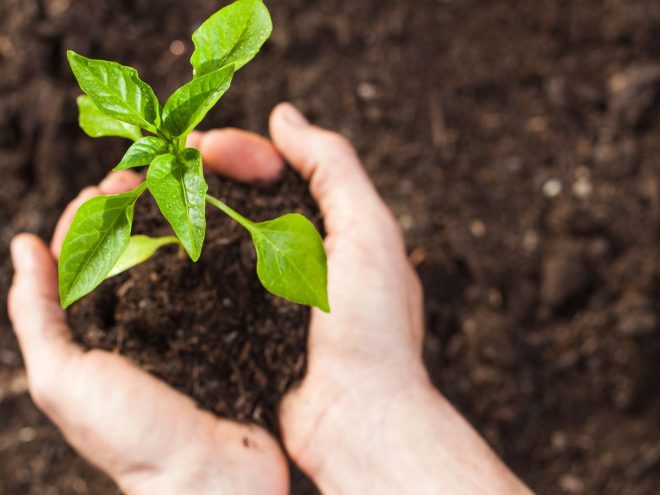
[318,130,356,157]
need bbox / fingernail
[280,103,309,127]
[10,235,33,273]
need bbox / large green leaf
[114,136,168,170]
[77,96,143,141]
[146,150,208,261]
[190,0,272,77]
[161,66,234,137]
[58,184,146,308]
[67,51,160,132]
[107,235,179,278]
[206,196,329,311]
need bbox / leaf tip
[66,49,79,64]
[58,286,74,310]
[316,297,331,313]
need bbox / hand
[269,103,533,495]
[8,130,289,495]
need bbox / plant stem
[205,194,255,231]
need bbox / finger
[8,234,81,404]
[269,103,391,235]
[51,186,100,258]
[51,171,143,258]
[186,130,203,149]
[192,128,284,183]
[98,170,143,195]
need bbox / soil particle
[608,64,660,130]
[541,244,594,312]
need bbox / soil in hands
[68,171,317,433]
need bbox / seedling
[59,0,329,312]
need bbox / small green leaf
[191,0,272,77]
[77,96,143,141]
[114,136,168,170]
[107,235,179,278]
[59,184,146,308]
[205,196,329,311]
[146,150,208,261]
[67,51,160,132]
[250,214,329,311]
[161,66,234,137]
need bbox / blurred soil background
[0,0,659,494]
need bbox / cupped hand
[269,103,532,495]
[8,129,289,495]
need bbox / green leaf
[251,214,329,311]
[190,0,272,77]
[161,65,234,137]
[58,184,146,308]
[206,196,329,311]
[146,150,208,261]
[67,51,160,132]
[114,136,168,170]
[107,235,179,278]
[77,96,143,141]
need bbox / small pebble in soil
[398,212,414,231]
[542,178,562,198]
[541,247,593,311]
[572,176,593,199]
[551,430,568,451]
[469,219,486,238]
[525,116,548,133]
[522,230,539,253]
[559,474,585,494]
[357,81,379,100]
[17,427,37,443]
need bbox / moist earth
[1,1,660,494]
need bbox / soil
[1,0,659,494]
[69,172,319,433]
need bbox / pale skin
[8,103,533,495]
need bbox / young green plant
[59,0,329,312]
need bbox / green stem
[175,136,187,153]
[205,195,255,232]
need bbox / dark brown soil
[1,0,660,494]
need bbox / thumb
[269,103,391,236]
[8,233,81,409]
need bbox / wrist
[304,369,531,495]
